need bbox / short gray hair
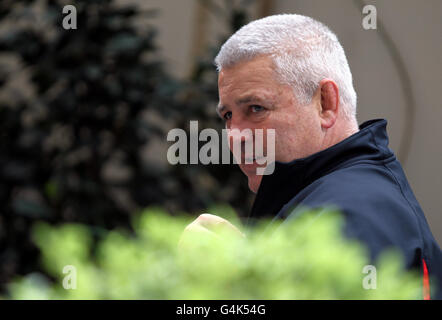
[214,14,357,119]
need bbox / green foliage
[7,207,422,299]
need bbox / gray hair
[214,14,357,119]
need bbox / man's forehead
[217,57,280,113]
[218,56,275,84]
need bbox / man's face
[217,55,323,193]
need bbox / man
[181,14,442,299]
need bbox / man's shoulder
[300,161,404,205]
[290,160,423,237]
[284,161,425,264]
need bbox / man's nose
[227,123,254,144]
[226,122,255,162]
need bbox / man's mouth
[244,156,265,164]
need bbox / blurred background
[0,0,440,294]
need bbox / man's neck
[321,116,359,151]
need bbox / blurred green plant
[6,207,422,299]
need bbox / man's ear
[318,78,339,129]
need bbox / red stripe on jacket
[423,259,430,300]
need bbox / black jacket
[250,119,442,299]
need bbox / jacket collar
[249,119,394,220]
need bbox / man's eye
[250,105,264,113]
[223,111,232,120]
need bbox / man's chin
[238,164,264,193]
[247,175,263,194]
